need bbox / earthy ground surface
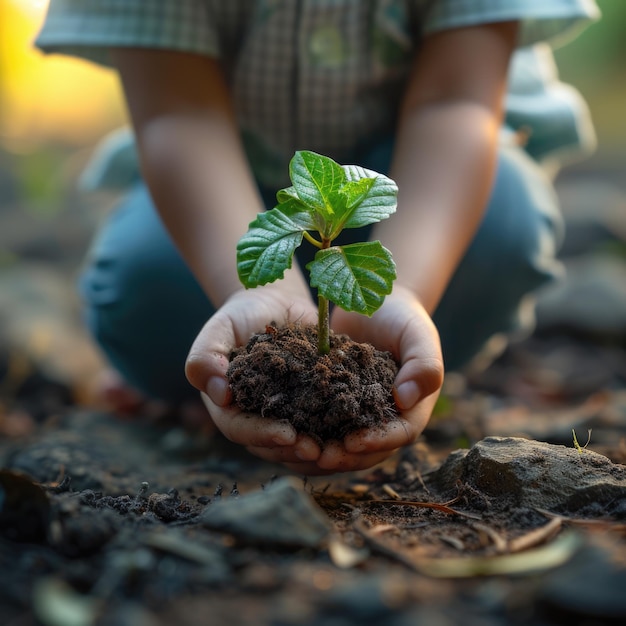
[1,330,626,626]
[1,167,626,625]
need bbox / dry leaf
[327,535,369,569]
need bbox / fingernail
[271,427,296,446]
[206,376,229,406]
[272,435,291,446]
[394,381,420,410]
[294,437,320,461]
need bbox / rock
[430,436,626,515]
[0,469,51,543]
[315,574,414,626]
[538,543,626,622]
[555,179,626,257]
[200,476,332,548]
[534,253,626,341]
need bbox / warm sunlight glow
[0,0,126,150]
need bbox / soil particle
[227,323,399,442]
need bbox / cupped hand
[186,284,443,476]
[323,285,445,471]
[185,284,331,471]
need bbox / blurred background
[0,0,624,418]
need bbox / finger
[283,462,339,476]
[244,450,334,476]
[201,392,297,447]
[393,314,444,410]
[343,419,415,454]
[246,434,322,464]
[316,441,394,472]
[185,312,235,395]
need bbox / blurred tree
[554,0,626,166]
[0,0,125,151]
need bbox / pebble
[200,476,332,548]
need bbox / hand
[186,284,443,476]
[186,285,333,472]
[322,285,444,471]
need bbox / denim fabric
[79,190,214,402]
[79,138,563,403]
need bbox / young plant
[236,150,398,354]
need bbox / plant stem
[317,236,332,355]
[317,294,330,355]
[303,231,322,248]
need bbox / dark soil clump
[227,323,399,442]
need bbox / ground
[1,169,625,625]
[1,322,625,626]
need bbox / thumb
[185,313,235,406]
[393,311,444,411]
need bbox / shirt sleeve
[35,0,219,67]
[423,0,601,48]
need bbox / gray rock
[555,179,626,257]
[538,543,626,621]
[535,253,626,339]
[200,476,332,548]
[431,436,626,514]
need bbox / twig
[382,484,402,500]
[472,522,508,554]
[536,508,626,533]
[364,498,481,520]
[508,517,562,553]
[352,519,420,573]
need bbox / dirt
[227,323,399,442]
[1,329,626,626]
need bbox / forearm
[135,113,261,304]
[372,21,517,314]
[375,100,500,313]
[111,49,310,307]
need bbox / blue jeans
[79,141,563,403]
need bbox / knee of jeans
[483,146,564,289]
[80,186,191,309]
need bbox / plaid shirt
[36,0,600,187]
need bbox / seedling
[236,150,398,354]
[572,428,592,453]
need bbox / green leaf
[276,185,299,204]
[306,241,397,316]
[325,177,376,239]
[237,200,316,287]
[289,151,346,221]
[341,165,398,228]
[340,177,377,210]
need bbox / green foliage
[307,242,396,316]
[572,428,592,453]
[237,150,398,353]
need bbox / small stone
[538,543,626,621]
[200,476,331,548]
[535,253,626,340]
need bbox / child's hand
[185,286,328,470]
[323,285,444,471]
[186,285,443,475]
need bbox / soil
[227,323,399,442]
[1,331,626,626]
